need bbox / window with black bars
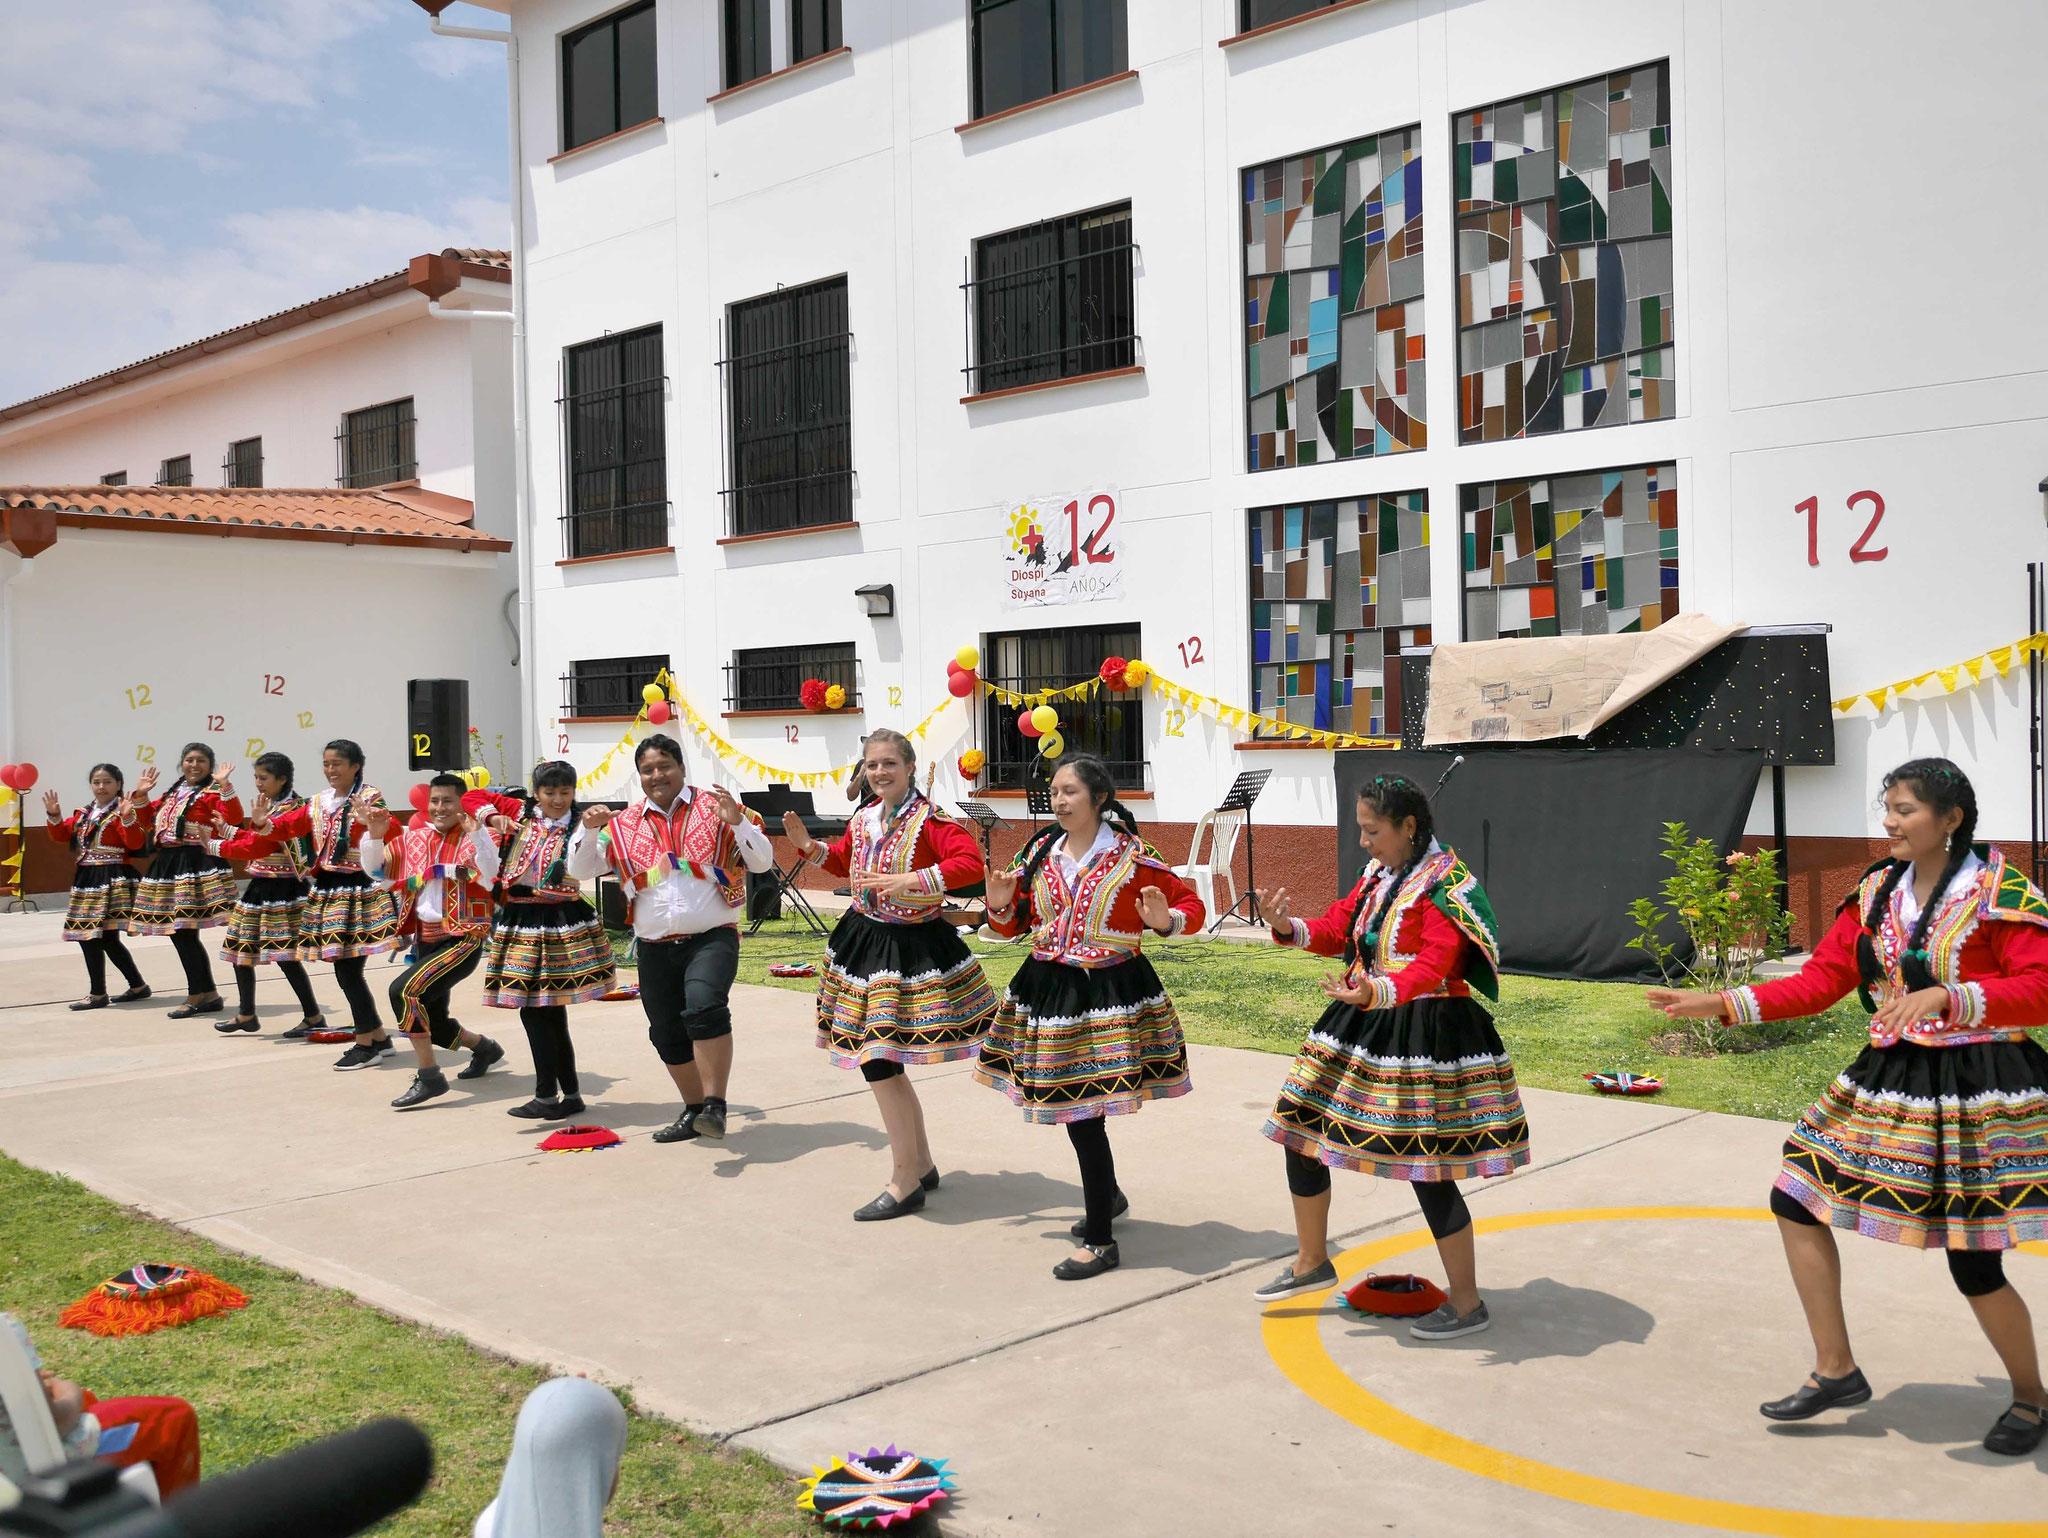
[562,654,670,719]
[981,624,1145,791]
[562,0,658,152]
[724,0,770,88]
[337,398,416,488]
[722,276,852,537]
[224,437,262,488]
[791,0,841,61]
[970,0,1127,120]
[1239,0,1336,31]
[157,455,192,487]
[99,472,126,487]
[966,202,1135,396]
[726,643,859,712]
[560,325,668,558]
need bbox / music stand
[1208,768,1272,932]
[739,786,841,937]
[955,800,1007,870]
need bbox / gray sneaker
[1253,1260,1339,1302]
[1409,1300,1490,1340]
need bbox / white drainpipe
[1,556,28,768]
[428,8,537,773]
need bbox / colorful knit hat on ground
[798,1446,955,1528]
[1342,1272,1448,1318]
[598,983,640,1001]
[60,1264,249,1337]
[536,1124,623,1153]
[767,963,817,978]
[1583,1071,1664,1095]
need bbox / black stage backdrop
[1334,747,1766,981]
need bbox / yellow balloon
[1030,704,1059,734]
[641,682,665,705]
[1038,729,1065,758]
[954,645,981,672]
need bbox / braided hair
[324,739,366,861]
[253,751,295,798]
[1857,757,1979,997]
[1347,775,1436,967]
[1010,753,1142,898]
[170,741,217,841]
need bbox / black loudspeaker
[745,868,782,923]
[407,679,470,771]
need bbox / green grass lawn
[0,1157,807,1536]
[707,916,1867,1124]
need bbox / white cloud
[408,34,501,80]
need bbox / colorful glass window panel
[1454,60,1673,443]
[1249,492,1431,735]
[1243,126,1424,470]
[1461,463,1677,639]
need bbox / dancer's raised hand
[1134,884,1173,935]
[1257,887,1291,928]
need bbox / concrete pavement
[2,913,2042,1535]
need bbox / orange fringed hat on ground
[60,1264,249,1338]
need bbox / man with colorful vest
[360,774,508,1111]
[568,734,774,1144]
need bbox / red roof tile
[0,485,511,554]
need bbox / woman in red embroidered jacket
[783,729,997,1221]
[976,754,1203,1281]
[45,763,150,1010]
[1250,774,1524,1341]
[128,744,242,1019]
[203,752,329,1038]
[239,739,403,1069]
[1651,758,2048,1455]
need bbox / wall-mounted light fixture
[855,582,895,618]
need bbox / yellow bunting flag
[1833,632,2048,715]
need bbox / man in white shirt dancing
[569,735,774,1143]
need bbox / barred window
[563,654,670,719]
[726,643,859,712]
[225,437,262,489]
[561,325,668,558]
[99,471,126,487]
[563,1,658,152]
[337,398,416,489]
[157,455,192,487]
[968,202,1135,396]
[722,276,852,537]
[981,624,1144,791]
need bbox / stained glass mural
[1249,493,1431,735]
[1461,463,1677,639]
[1243,127,1424,470]
[1455,60,1673,443]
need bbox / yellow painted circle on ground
[1262,1206,2048,1537]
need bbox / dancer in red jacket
[45,764,150,1009]
[127,745,242,1019]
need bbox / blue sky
[0,0,512,405]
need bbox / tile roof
[0,250,512,424]
[0,484,511,554]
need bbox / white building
[423,0,2048,936]
[0,250,521,893]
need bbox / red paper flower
[1098,655,1129,691]
[799,678,829,711]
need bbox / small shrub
[1628,822,1793,1053]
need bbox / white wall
[513,0,2048,840]
[4,531,519,851]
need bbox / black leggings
[233,962,322,1020]
[1283,1150,1472,1240]
[79,933,145,996]
[334,957,383,1034]
[1067,1117,1120,1247]
[168,929,216,996]
[859,1059,904,1083]
[521,1005,578,1099]
[1770,1186,2006,1297]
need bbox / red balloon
[946,658,964,676]
[947,671,976,698]
[647,700,672,725]
[0,765,16,791]
[1017,708,1041,739]
[13,764,35,791]
[408,783,431,813]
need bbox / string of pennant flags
[1831,632,2048,717]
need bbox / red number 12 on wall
[1796,491,1887,566]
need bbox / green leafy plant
[1629,822,1793,1050]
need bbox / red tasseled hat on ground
[537,1125,623,1153]
[1344,1273,1448,1317]
[60,1265,249,1337]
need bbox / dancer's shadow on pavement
[1331,1275,1657,1364]
[1769,1375,2048,1465]
[913,1173,1297,1271]
[707,1119,890,1177]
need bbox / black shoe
[652,1107,703,1144]
[215,1015,261,1034]
[1760,1368,1873,1421]
[1069,1189,1131,1241]
[507,1097,562,1120]
[391,1071,449,1110]
[854,1187,927,1222]
[1984,1401,2048,1456]
[280,1016,325,1041]
[112,985,152,1003]
[334,1038,395,1071]
[919,1167,941,1192]
[694,1099,727,1141]
[457,1036,505,1080]
[1053,1242,1120,1281]
[555,1095,585,1118]
[69,996,110,1012]
[167,995,225,1019]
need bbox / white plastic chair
[1172,809,1243,921]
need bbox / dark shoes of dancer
[215,1015,261,1034]
[332,1039,396,1071]
[653,1097,723,1143]
[392,1069,448,1110]
[69,996,109,1011]
[1252,1259,1337,1302]
[75,986,155,1009]
[166,995,224,1019]
[456,1035,505,1080]
[1068,1189,1129,1242]
[1410,1301,1491,1340]
[1054,1242,1119,1281]
[508,1094,585,1120]
[851,1167,942,1220]
[1984,1402,2048,1456]
[279,1016,325,1041]
[1759,1368,1873,1421]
